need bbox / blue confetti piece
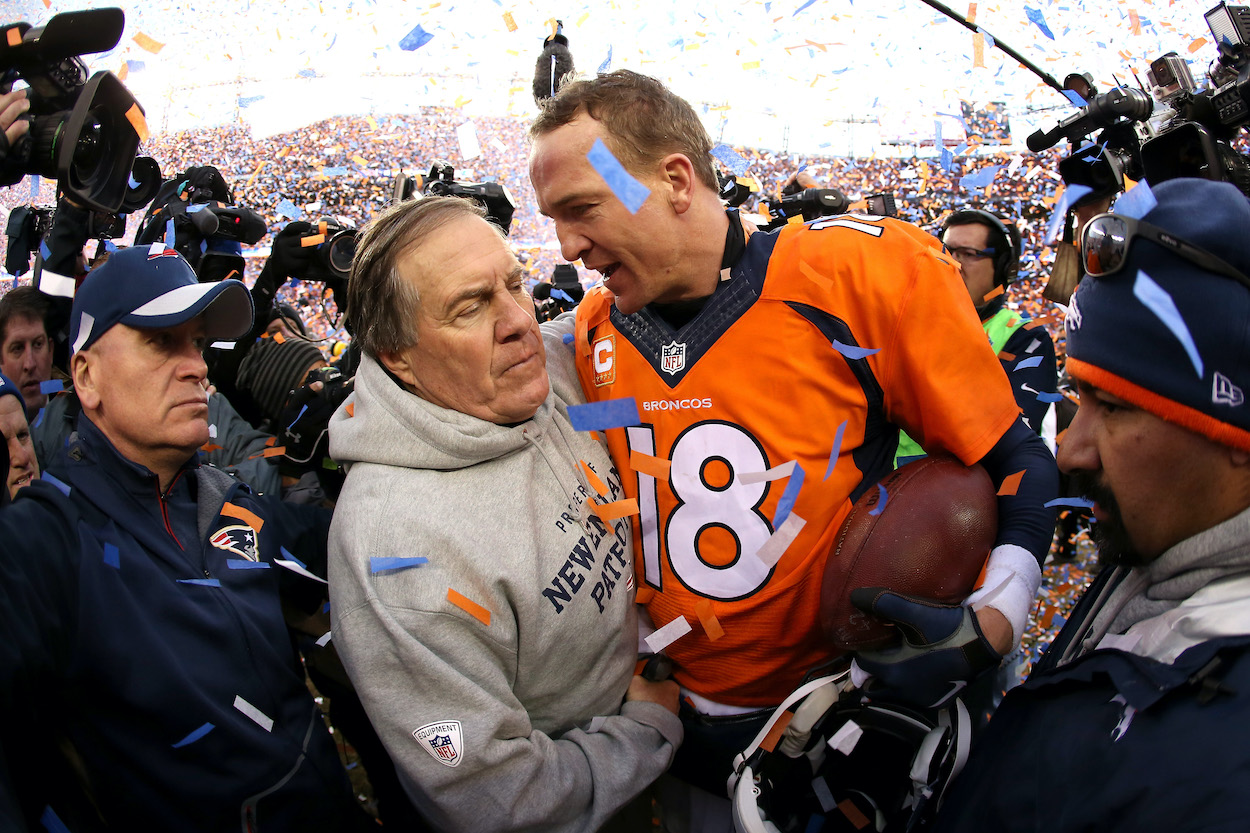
[567,398,642,431]
[32,407,44,429]
[1045,184,1093,244]
[321,166,349,176]
[977,26,995,50]
[824,421,847,481]
[868,483,888,516]
[793,0,819,14]
[598,45,613,74]
[178,578,222,587]
[959,165,1003,191]
[28,175,39,201]
[103,543,120,569]
[551,288,574,303]
[400,24,434,51]
[279,546,307,570]
[128,173,140,189]
[41,472,70,496]
[125,59,145,72]
[371,556,429,573]
[831,340,880,360]
[1014,356,1044,371]
[40,806,71,833]
[1045,497,1095,508]
[561,333,574,345]
[1036,391,1064,403]
[38,240,50,261]
[104,240,118,253]
[587,138,650,214]
[1062,89,1088,107]
[164,217,176,249]
[172,722,215,748]
[322,601,331,613]
[297,68,317,78]
[277,199,303,221]
[939,147,954,173]
[1113,180,1158,220]
[1134,269,1203,378]
[184,204,207,214]
[710,144,750,176]
[238,94,265,108]
[1025,6,1055,40]
[287,403,308,431]
[39,379,63,395]
[227,559,270,570]
[773,464,806,528]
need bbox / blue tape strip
[279,546,307,570]
[177,578,222,587]
[1014,356,1044,371]
[868,483,889,517]
[824,421,847,481]
[831,340,880,360]
[103,542,120,569]
[587,138,650,214]
[41,472,70,496]
[171,722,215,748]
[567,398,641,431]
[371,556,429,573]
[710,144,750,176]
[39,379,64,395]
[1062,89,1088,107]
[772,464,805,528]
[227,559,271,570]
[1045,497,1095,508]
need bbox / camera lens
[327,231,357,276]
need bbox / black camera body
[762,184,897,232]
[0,8,160,213]
[417,161,517,235]
[301,218,359,297]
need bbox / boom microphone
[533,21,575,105]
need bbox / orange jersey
[572,213,1021,706]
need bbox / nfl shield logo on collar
[661,340,686,376]
[414,720,464,768]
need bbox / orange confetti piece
[273,331,286,344]
[1023,320,1046,330]
[201,442,223,453]
[998,351,1017,362]
[1129,10,1141,35]
[629,450,672,480]
[301,234,325,247]
[448,588,491,626]
[635,585,655,605]
[132,32,165,54]
[318,219,328,235]
[125,104,149,143]
[503,11,517,31]
[972,33,985,68]
[117,62,128,82]
[982,285,1005,303]
[351,154,368,166]
[838,799,871,830]
[592,498,639,522]
[1189,37,1209,53]
[221,503,265,532]
[758,710,793,753]
[262,446,287,458]
[694,600,725,641]
[997,470,1026,497]
[578,460,609,497]
[345,402,355,417]
[5,28,20,47]
[265,436,277,447]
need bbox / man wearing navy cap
[935,178,1250,830]
[0,243,366,831]
[0,372,38,500]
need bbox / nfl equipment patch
[414,720,464,768]
[210,524,259,561]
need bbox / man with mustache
[935,178,1250,830]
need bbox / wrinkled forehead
[2,314,49,346]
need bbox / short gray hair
[346,196,489,358]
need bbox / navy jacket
[935,567,1250,832]
[0,414,358,832]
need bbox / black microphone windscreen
[533,41,575,105]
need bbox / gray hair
[346,196,490,358]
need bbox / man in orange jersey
[531,71,1058,827]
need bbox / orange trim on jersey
[1067,358,1250,452]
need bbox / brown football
[819,455,997,652]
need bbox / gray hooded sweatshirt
[327,328,681,833]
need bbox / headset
[941,208,1021,288]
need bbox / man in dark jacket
[0,244,364,831]
[935,178,1250,831]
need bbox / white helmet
[728,669,972,832]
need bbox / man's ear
[71,350,101,411]
[378,348,419,390]
[659,152,697,215]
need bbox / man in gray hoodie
[328,195,682,832]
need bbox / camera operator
[533,263,585,322]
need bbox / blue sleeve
[999,325,1058,433]
[978,419,1060,565]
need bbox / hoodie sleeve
[332,592,681,833]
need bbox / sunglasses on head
[1081,212,1250,291]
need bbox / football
[819,455,997,652]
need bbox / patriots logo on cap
[210,524,259,561]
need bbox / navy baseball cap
[0,373,25,414]
[70,243,253,353]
